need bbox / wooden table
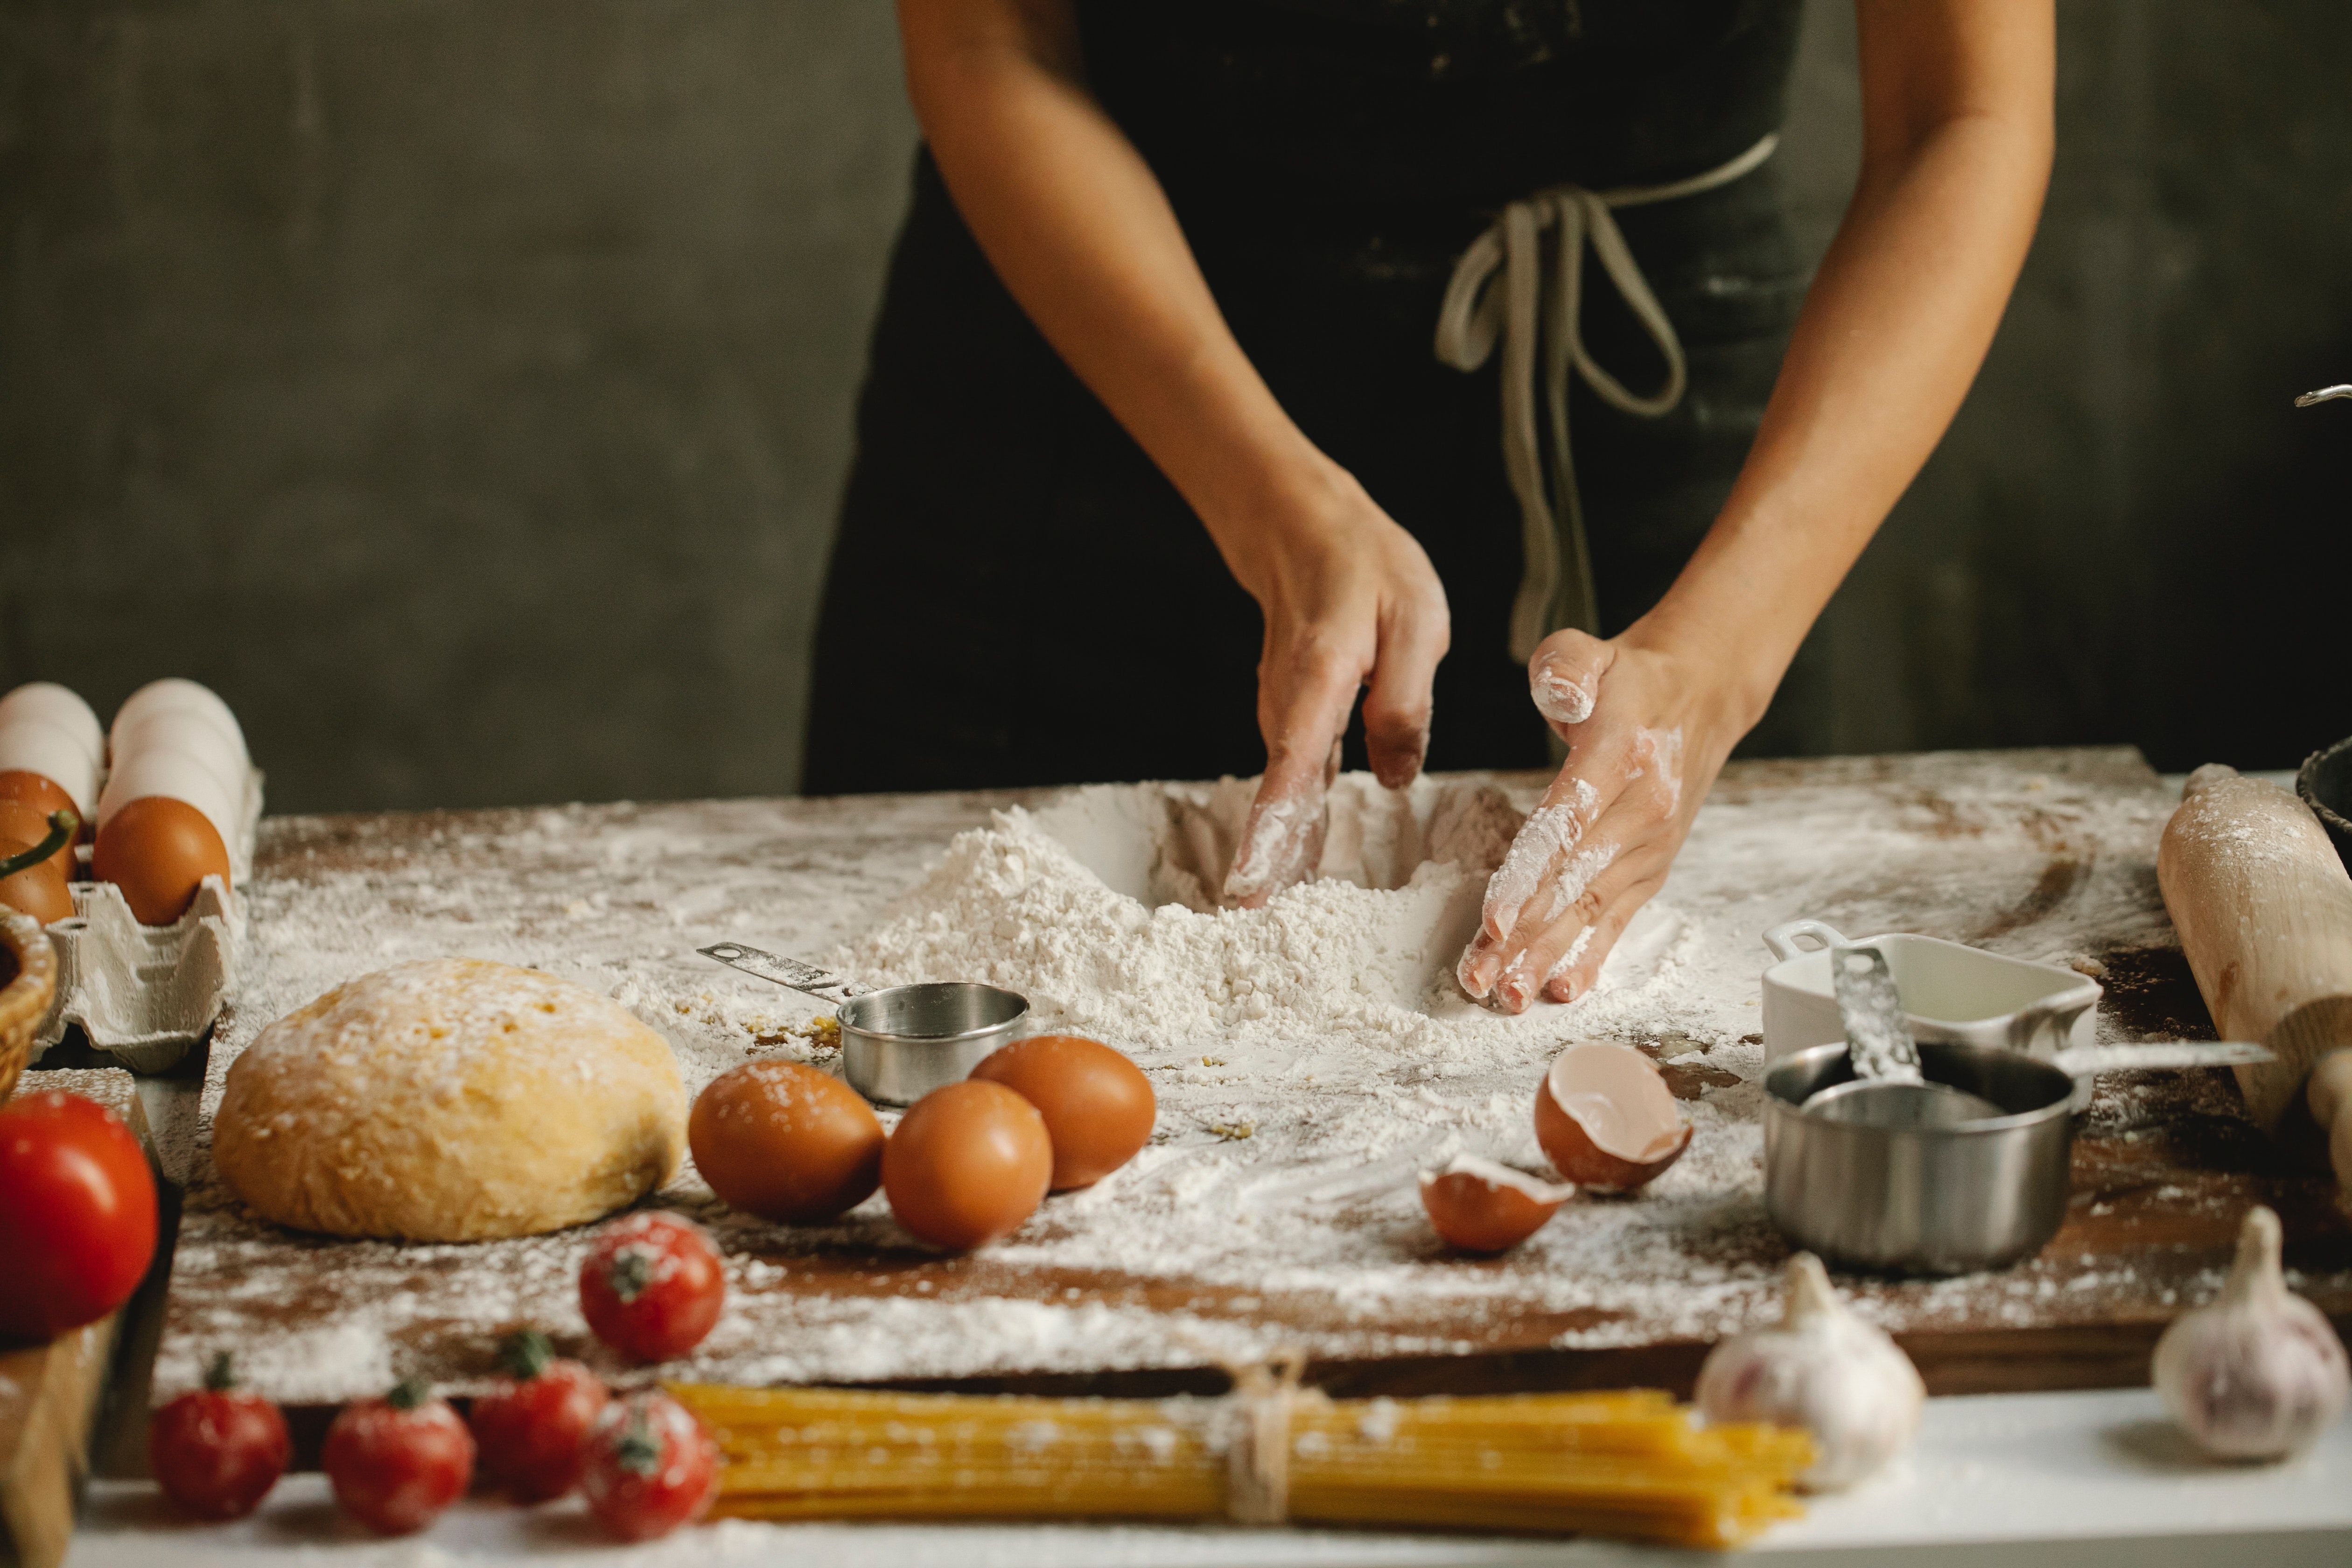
[147,749,2352,1422]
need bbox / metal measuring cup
[1764,942,2273,1274]
[698,942,1028,1106]
[1764,1039,2078,1274]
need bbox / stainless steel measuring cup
[1763,1039,2078,1274]
[698,942,1029,1106]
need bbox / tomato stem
[614,1407,663,1477]
[498,1328,555,1381]
[386,1376,432,1413]
[203,1351,238,1392]
[607,1247,654,1304]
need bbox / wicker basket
[0,910,57,1105]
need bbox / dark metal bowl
[2296,736,2352,873]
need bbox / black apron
[804,0,1822,795]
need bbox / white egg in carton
[1,679,262,1073]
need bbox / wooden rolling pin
[2157,764,2352,1192]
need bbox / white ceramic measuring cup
[1762,921,2267,1111]
[1762,919,2103,1107]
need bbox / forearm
[1641,6,2054,729]
[898,0,1338,574]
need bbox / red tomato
[467,1329,610,1502]
[577,1212,724,1363]
[0,1089,158,1339]
[579,1391,718,1541]
[322,1379,476,1535]
[147,1352,289,1520]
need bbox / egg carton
[29,770,262,1074]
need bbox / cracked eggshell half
[1534,1041,1692,1192]
[1419,1155,1575,1253]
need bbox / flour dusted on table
[157,752,2206,1404]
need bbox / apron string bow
[1435,133,1779,663]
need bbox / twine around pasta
[1221,1350,1323,1525]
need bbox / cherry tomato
[577,1212,724,1363]
[467,1329,610,1502]
[0,1089,158,1339]
[147,1352,289,1520]
[579,1391,718,1541]
[322,1379,475,1535]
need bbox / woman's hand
[1455,0,2053,1004]
[1455,624,1746,1012]
[1220,466,1450,907]
[898,0,1449,900]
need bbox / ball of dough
[214,958,687,1241]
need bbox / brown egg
[0,770,83,843]
[1533,1041,1691,1193]
[0,836,72,924]
[93,794,231,925]
[969,1034,1155,1190]
[690,1060,884,1222]
[0,798,75,883]
[882,1080,1052,1251]
[1418,1156,1575,1254]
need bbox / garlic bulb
[1694,1253,1925,1491]
[2152,1205,2349,1460]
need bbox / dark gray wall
[1,0,917,810]
[1806,1,2352,770]
[4,2,2348,811]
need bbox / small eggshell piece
[689,1060,884,1223]
[93,795,231,925]
[1534,1041,1692,1193]
[882,1080,1053,1251]
[969,1034,1155,1190]
[1419,1155,1574,1254]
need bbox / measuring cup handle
[698,943,871,1006]
[1763,919,1849,962]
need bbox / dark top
[803,0,1821,795]
[1084,0,1803,211]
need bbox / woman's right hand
[1216,464,1451,907]
[898,0,1446,888]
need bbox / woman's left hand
[1455,623,1748,1013]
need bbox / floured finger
[1541,875,1666,1003]
[1488,843,1664,1013]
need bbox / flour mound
[832,774,1526,1050]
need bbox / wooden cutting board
[150,749,2352,1415]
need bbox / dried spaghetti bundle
[671,1379,1812,1549]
